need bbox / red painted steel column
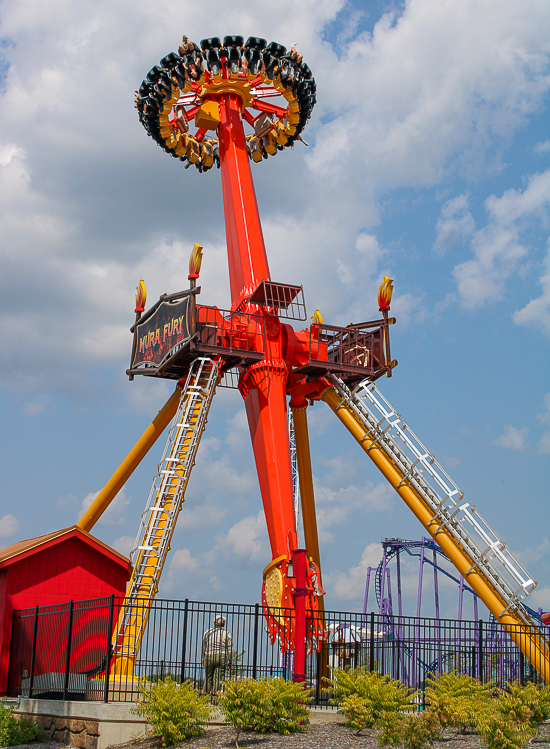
[217,91,297,560]
[217,93,270,307]
[292,548,307,683]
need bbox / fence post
[63,601,74,701]
[369,612,375,672]
[28,606,39,699]
[519,650,525,686]
[478,619,483,682]
[252,602,259,680]
[104,595,115,703]
[315,648,321,704]
[180,598,189,685]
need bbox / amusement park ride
[72,35,550,683]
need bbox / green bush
[424,672,492,733]
[376,710,441,749]
[475,711,535,749]
[497,681,550,727]
[0,698,42,747]
[219,677,311,746]
[132,675,212,746]
[401,712,442,749]
[472,680,550,749]
[325,668,417,728]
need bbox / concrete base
[15,698,148,749]
[309,706,342,724]
[14,698,341,748]
[85,678,142,703]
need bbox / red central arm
[218,93,270,308]
[217,91,298,562]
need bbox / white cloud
[215,512,269,563]
[176,502,228,533]
[433,193,475,254]
[495,424,529,452]
[513,241,550,337]
[537,393,550,454]
[112,535,134,557]
[0,513,20,540]
[452,170,550,309]
[324,542,381,601]
[526,584,550,613]
[0,0,549,402]
[534,140,550,156]
[161,547,199,594]
[79,486,130,526]
[513,538,550,567]
[315,480,393,542]
[311,0,550,188]
[22,394,48,417]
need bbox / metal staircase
[112,357,220,674]
[324,374,550,681]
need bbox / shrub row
[325,668,550,749]
[130,671,550,749]
[133,675,310,747]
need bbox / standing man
[202,615,233,694]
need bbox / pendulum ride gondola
[76,34,550,684]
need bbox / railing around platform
[8,596,549,703]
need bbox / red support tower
[80,34,395,665]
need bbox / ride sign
[132,296,191,369]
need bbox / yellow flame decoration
[188,243,203,278]
[135,279,147,312]
[311,309,323,325]
[378,276,394,311]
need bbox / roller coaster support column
[217,92,297,560]
[292,548,307,683]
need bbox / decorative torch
[188,243,203,335]
[135,279,147,319]
[377,276,394,377]
[130,280,147,381]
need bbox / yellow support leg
[321,384,550,684]
[77,385,182,532]
[291,404,323,600]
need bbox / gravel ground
[105,726,485,749]
[5,719,549,749]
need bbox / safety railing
[196,306,265,365]
[8,596,549,703]
[294,323,388,383]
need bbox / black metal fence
[8,596,549,703]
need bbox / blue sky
[0,0,549,619]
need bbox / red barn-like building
[0,526,131,695]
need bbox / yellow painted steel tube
[321,385,550,683]
[77,386,182,532]
[291,405,323,600]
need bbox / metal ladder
[288,410,301,530]
[113,357,220,671]
[326,374,550,680]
